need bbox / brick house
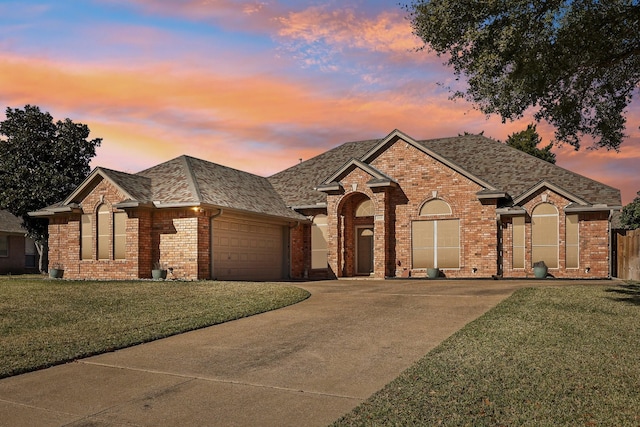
[31,129,621,280]
[0,210,37,274]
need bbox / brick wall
[46,179,213,281]
[502,190,611,278]
[324,139,498,278]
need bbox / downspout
[608,209,614,279]
[209,209,223,280]
[497,213,503,278]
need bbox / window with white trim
[412,200,459,269]
[512,216,525,269]
[113,212,127,260]
[81,214,93,260]
[311,214,328,269]
[531,203,558,268]
[97,204,110,260]
[566,214,579,268]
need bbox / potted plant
[533,260,548,279]
[427,267,440,279]
[152,262,167,280]
[49,263,64,279]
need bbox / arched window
[420,199,451,216]
[355,199,374,217]
[311,214,328,269]
[413,199,459,269]
[531,203,558,268]
[97,204,110,260]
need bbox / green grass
[334,283,640,426]
[0,275,309,379]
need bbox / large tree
[621,192,640,230]
[405,0,640,151]
[506,124,556,164]
[0,105,101,271]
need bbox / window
[420,199,451,216]
[0,235,8,257]
[25,238,36,267]
[531,203,558,268]
[81,214,93,260]
[412,220,460,269]
[355,199,374,217]
[311,214,328,269]
[512,216,525,268]
[97,205,110,260]
[114,212,127,260]
[566,214,579,268]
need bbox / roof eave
[496,207,527,216]
[316,182,343,193]
[564,205,622,213]
[367,179,398,189]
[513,180,590,206]
[113,201,154,209]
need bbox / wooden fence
[615,229,640,281]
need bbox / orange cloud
[277,7,422,54]
[1,50,638,203]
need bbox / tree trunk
[35,240,48,273]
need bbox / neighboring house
[0,210,36,274]
[30,129,622,280]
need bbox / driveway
[0,279,608,426]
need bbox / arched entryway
[337,192,375,277]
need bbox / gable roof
[33,156,305,221]
[269,130,621,209]
[268,139,381,208]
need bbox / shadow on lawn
[605,283,640,306]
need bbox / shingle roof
[135,156,305,220]
[268,139,380,207]
[34,156,305,221]
[0,210,26,234]
[419,135,621,206]
[269,133,621,208]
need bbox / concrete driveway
[0,279,608,426]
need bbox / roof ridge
[183,154,266,178]
[181,156,203,203]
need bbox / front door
[356,227,374,275]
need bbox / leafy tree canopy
[505,124,556,164]
[0,105,101,242]
[405,0,640,151]
[621,192,640,230]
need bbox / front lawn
[0,276,309,379]
[334,283,640,426]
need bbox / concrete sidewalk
[0,279,607,426]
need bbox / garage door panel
[213,218,284,281]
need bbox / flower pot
[533,266,548,279]
[427,268,440,279]
[49,268,64,279]
[152,269,167,280]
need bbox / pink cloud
[1,49,638,204]
[277,7,422,55]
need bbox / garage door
[212,217,285,281]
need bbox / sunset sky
[1,0,638,204]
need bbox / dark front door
[356,227,374,275]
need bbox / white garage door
[212,217,285,281]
